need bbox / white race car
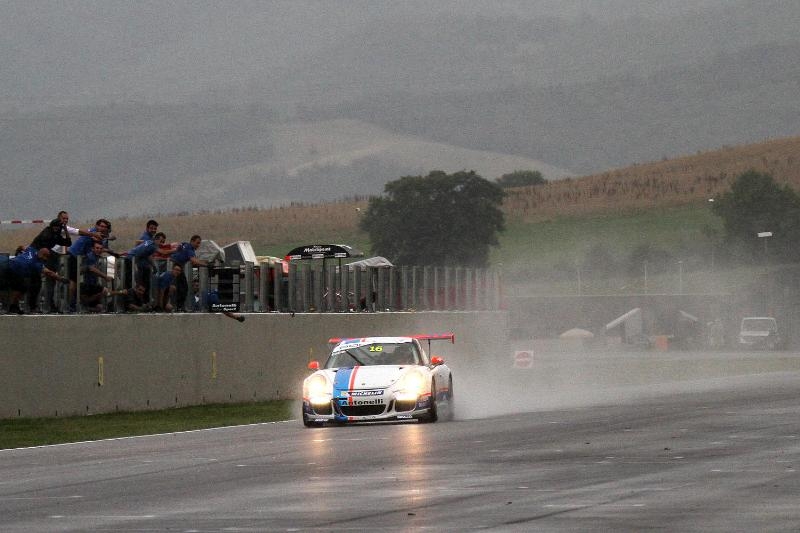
[302,334,455,427]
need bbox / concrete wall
[0,311,509,419]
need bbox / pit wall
[0,311,508,419]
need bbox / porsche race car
[302,334,455,427]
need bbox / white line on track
[0,495,82,500]
[0,419,297,452]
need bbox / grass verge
[0,400,294,450]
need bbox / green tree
[360,170,505,267]
[711,169,800,261]
[496,169,545,188]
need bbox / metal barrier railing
[11,254,503,314]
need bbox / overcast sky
[1,0,732,111]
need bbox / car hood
[330,365,410,390]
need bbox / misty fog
[2,0,799,219]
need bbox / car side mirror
[308,361,320,370]
[431,356,444,366]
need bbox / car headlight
[305,374,331,405]
[395,369,427,401]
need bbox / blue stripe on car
[333,367,353,399]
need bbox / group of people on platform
[1,212,211,316]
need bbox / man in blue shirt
[28,218,72,313]
[135,219,159,246]
[156,263,183,312]
[170,235,207,312]
[79,241,113,312]
[3,247,65,314]
[126,231,171,301]
[67,218,111,310]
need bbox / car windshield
[325,342,419,368]
[741,318,777,332]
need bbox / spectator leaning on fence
[67,218,112,311]
[156,263,182,312]
[79,241,113,312]
[135,219,159,246]
[170,235,207,312]
[126,231,172,300]
[2,246,65,314]
[28,218,72,313]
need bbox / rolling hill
[2,134,799,261]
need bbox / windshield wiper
[345,349,366,366]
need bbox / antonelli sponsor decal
[339,398,384,406]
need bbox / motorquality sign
[286,244,362,260]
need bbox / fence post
[465,268,473,310]
[55,254,68,313]
[113,256,127,313]
[301,263,311,312]
[258,263,268,312]
[273,262,283,312]
[410,266,418,311]
[443,267,451,309]
[366,267,376,312]
[421,266,429,310]
[74,255,84,313]
[399,267,408,310]
[243,262,254,312]
[323,263,335,312]
[198,264,210,312]
[433,267,441,310]
[454,267,462,310]
[492,269,502,310]
[342,264,351,312]
[287,262,297,312]
[375,267,388,311]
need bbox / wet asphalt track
[1,359,799,532]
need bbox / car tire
[420,381,439,423]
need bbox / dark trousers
[175,273,188,311]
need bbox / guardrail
[12,255,503,314]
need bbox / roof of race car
[329,333,454,352]
[330,337,413,352]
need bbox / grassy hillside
[3,136,799,281]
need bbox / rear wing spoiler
[412,333,455,344]
[327,333,455,346]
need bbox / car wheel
[420,381,439,423]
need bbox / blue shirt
[157,271,176,290]
[127,240,158,267]
[170,242,196,266]
[9,246,44,277]
[83,250,103,285]
[68,227,108,257]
